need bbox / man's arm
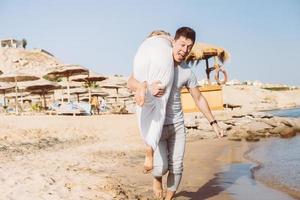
[188,87,224,138]
[127,74,147,93]
[127,75,147,106]
[127,75,166,106]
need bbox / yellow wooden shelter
[181,42,230,112]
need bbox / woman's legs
[143,145,154,173]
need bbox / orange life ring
[214,67,228,85]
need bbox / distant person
[100,98,107,112]
[128,27,224,200]
[90,96,99,115]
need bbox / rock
[275,117,300,128]
[227,128,248,138]
[217,121,232,130]
[184,115,199,129]
[246,130,268,138]
[244,121,273,133]
[232,115,246,118]
[279,127,297,138]
[254,131,270,138]
[223,120,236,126]
[185,123,198,129]
[270,126,297,138]
[260,118,281,128]
[246,114,255,118]
[261,115,274,119]
[228,136,242,141]
[245,136,260,142]
[226,126,233,131]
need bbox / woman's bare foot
[143,147,153,174]
[153,177,163,199]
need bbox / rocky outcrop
[0,48,61,76]
[184,112,300,142]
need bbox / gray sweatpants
[152,121,186,191]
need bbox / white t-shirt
[164,62,198,125]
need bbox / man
[128,27,224,200]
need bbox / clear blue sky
[1,0,299,85]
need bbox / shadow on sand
[175,163,253,200]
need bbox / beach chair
[56,102,91,116]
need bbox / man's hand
[134,81,147,106]
[212,123,225,138]
[149,81,166,97]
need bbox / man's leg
[152,125,169,198]
[166,122,186,200]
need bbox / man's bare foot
[143,147,153,174]
[165,190,176,200]
[134,82,147,106]
[153,177,163,199]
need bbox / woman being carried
[129,30,174,173]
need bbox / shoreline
[169,137,297,200]
[244,137,300,200]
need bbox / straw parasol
[0,71,40,114]
[185,42,230,84]
[100,84,123,103]
[70,71,107,102]
[90,89,109,100]
[71,71,107,82]
[106,91,133,103]
[24,79,60,108]
[0,83,15,107]
[44,64,89,103]
[55,80,81,102]
[186,42,230,64]
[69,87,88,102]
[100,75,127,86]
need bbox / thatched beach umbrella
[100,84,123,103]
[69,87,88,102]
[56,80,81,102]
[0,71,39,114]
[100,75,127,86]
[24,79,60,108]
[89,88,109,97]
[71,71,107,102]
[186,42,230,84]
[106,91,133,103]
[186,42,230,64]
[44,64,89,103]
[71,71,107,83]
[0,83,15,107]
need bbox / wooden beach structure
[182,42,230,112]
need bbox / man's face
[172,36,194,63]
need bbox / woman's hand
[134,81,147,106]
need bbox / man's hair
[174,27,196,43]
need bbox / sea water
[247,107,300,197]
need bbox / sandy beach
[0,110,299,200]
[0,114,239,200]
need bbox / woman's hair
[147,30,171,38]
